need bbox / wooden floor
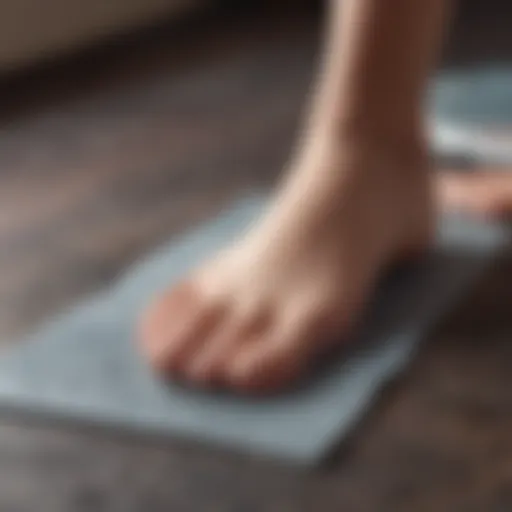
[0,2,511,511]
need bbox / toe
[188,305,272,385]
[139,281,225,376]
[139,281,194,347]
[157,302,224,376]
[225,312,326,394]
[227,336,310,394]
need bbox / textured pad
[0,197,507,465]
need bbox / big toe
[138,281,223,376]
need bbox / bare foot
[437,168,512,219]
[139,142,433,394]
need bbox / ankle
[305,96,426,156]
[296,121,429,180]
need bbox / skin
[438,169,512,219]
[139,0,512,395]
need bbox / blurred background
[0,1,511,510]
[0,0,321,343]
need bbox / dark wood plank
[0,2,510,511]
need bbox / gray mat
[0,197,508,465]
[431,66,512,164]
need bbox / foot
[138,141,433,394]
[437,168,512,219]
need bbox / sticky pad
[0,197,507,464]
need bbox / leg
[139,0,451,394]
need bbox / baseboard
[0,0,207,71]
